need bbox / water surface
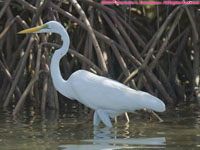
[0,106,200,150]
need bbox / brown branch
[110,44,132,80]
[0,60,22,98]
[141,6,181,70]
[17,0,37,14]
[78,0,116,15]
[0,17,16,40]
[31,0,49,26]
[70,0,108,72]
[41,76,48,113]
[3,36,34,108]
[101,11,130,52]
[0,0,11,20]
[12,71,45,116]
[110,15,143,62]
[117,16,146,48]
[185,7,200,104]
[144,69,173,104]
[150,9,184,70]
[123,68,140,85]
[13,41,43,116]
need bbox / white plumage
[19,21,166,127]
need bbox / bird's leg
[95,109,112,127]
[93,111,101,126]
[124,112,130,122]
[114,116,118,124]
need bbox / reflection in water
[60,143,164,150]
[60,125,166,150]
[0,106,200,150]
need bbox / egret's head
[18,21,65,34]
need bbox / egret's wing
[69,70,140,111]
[69,70,164,112]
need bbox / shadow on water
[0,105,200,150]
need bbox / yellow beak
[18,26,41,34]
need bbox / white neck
[50,30,73,98]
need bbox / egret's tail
[142,93,166,112]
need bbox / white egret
[19,21,166,127]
